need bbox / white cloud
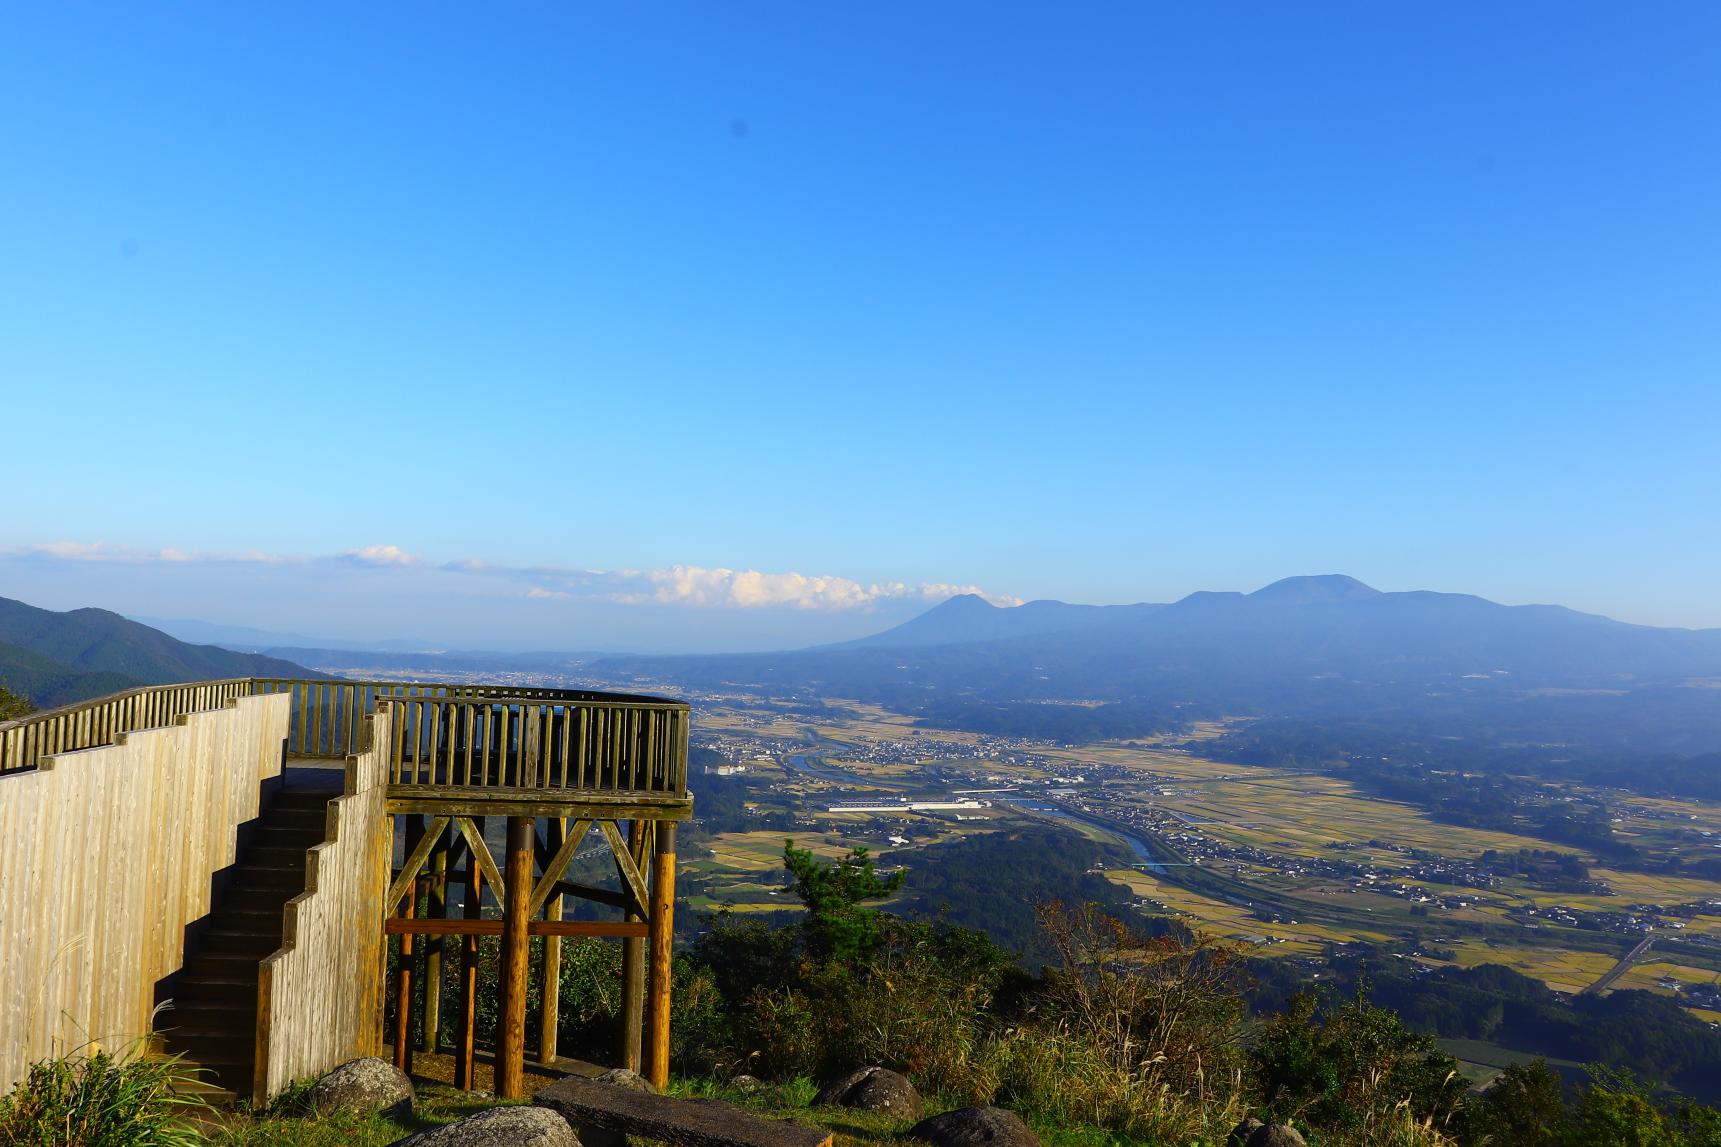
[344,544,423,567]
[3,540,1019,613]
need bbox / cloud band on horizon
[5,541,1021,612]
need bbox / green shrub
[0,686,31,722]
[0,1048,205,1147]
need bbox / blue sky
[2,3,1717,650]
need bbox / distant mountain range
[591,575,1721,759]
[0,596,321,710]
[821,595,1165,649]
[836,574,1721,680]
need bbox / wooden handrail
[0,678,255,775]
[1,677,689,798]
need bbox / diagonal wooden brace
[528,819,592,916]
[386,816,450,915]
[599,820,651,918]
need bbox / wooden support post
[422,821,449,1054]
[497,815,535,1099]
[393,816,425,1073]
[393,880,416,1072]
[454,817,484,1091]
[645,821,677,1090]
[538,818,565,1065]
[620,820,649,1072]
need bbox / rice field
[1103,867,1393,955]
[1449,944,1619,994]
[689,700,1721,1009]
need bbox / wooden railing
[1,678,690,799]
[382,695,688,796]
[244,679,689,798]
[0,679,253,775]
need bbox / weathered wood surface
[0,679,254,775]
[384,787,693,821]
[534,1076,833,1147]
[0,693,289,1094]
[254,708,392,1102]
[646,822,678,1090]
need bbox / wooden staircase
[155,782,338,1104]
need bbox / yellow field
[1612,961,1721,994]
[1450,945,1618,994]
[690,700,1721,1007]
[1103,868,1392,955]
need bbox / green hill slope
[0,596,325,708]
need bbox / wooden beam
[385,919,649,938]
[386,815,450,916]
[528,819,592,916]
[554,880,630,910]
[621,820,648,1073]
[453,816,504,908]
[599,819,651,917]
[540,818,565,1065]
[645,822,677,1090]
[421,822,450,1054]
[386,786,693,821]
[392,877,417,1073]
[496,816,534,1099]
[454,817,484,1091]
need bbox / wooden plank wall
[0,694,290,1092]
[254,707,392,1101]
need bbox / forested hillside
[0,596,323,708]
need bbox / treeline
[885,826,1168,964]
[1351,962,1721,1104]
[505,842,1721,1147]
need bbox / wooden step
[245,843,312,868]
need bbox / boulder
[815,1066,923,1118]
[310,1056,415,1118]
[907,1106,1040,1147]
[569,1067,656,1147]
[387,1106,579,1147]
[1228,1117,1265,1146]
[593,1067,656,1092]
[729,1074,766,1094]
[1247,1125,1307,1147]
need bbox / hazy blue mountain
[590,575,1721,759]
[824,594,1165,649]
[0,596,325,708]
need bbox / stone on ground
[593,1067,656,1092]
[1228,1117,1265,1146]
[310,1056,415,1118]
[814,1066,923,1118]
[730,1074,765,1093]
[1247,1124,1307,1147]
[386,1106,579,1147]
[907,1106,1040,1147]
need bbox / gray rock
[593,1067,655,1092]
[908,1106,1040,1147]
[387,1106,580,1147]
[1247,1125,1307,1147]
[815,1066,923,1118]
[1228,1117,1265,1146]
[310,1056,415,1118]
[730,1074,765,1094]
[569,1068,656,1147]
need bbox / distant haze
[0,544,1715,656]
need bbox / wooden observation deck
[0,676,693,1103]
